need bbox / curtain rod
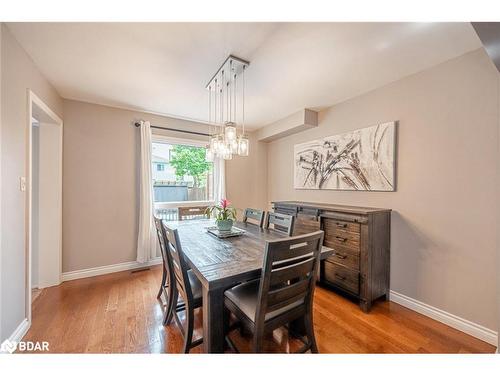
[134,122,210,137]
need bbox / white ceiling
[8,22,481,129]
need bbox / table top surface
[166,219,332,290]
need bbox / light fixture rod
[205,54,250,89]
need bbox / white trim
[26,90,63,327]
[61,257,163,282]
[0,319,30,353]
[9,319,30,343]
[29,91,63,125]
[390,290,498,347]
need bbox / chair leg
[252,331,264,353]
[164,287,177,326]
[183,306,195,354]
[157,267,167,300]
[304,312,318,353]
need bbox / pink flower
[220,198,230,209]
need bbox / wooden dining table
[167,218,334,353]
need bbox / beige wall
[0,24,63,341]
[225,133,268,219]
[62,99,262,272]
[267,48,499,331]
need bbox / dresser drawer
[323,218,360,252]
[323,218,360,234]
[325,247,360,270]
[323,262,359,295]
[324,233,360,252]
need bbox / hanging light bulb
[223,144,233,160]
[230,139,238,153]
[224,121,237,142]
[205,56,250,160]
[237,135,249,156]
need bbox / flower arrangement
[206,199,237,231]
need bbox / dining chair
[264,212,295,236]
[162,222,203,353]
[154,216,173,325]
[242,208,266,227]
[178,206,209,221]
[223,230,324,353]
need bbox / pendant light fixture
[205,55,250,161]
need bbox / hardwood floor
[23,265,495,353]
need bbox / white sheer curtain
[136,121,156,263]
[213,157,226,204]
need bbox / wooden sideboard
[272,201,391,312]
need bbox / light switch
[20,177,26,192]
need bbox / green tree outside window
[169,145,212,188]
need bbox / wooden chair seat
[225,279,304,322]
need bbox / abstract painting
[294,121,397,191]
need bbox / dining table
[167,218,334,353]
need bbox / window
[152,140,213,204]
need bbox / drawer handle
[334,253,347,260]
[336,223,347,228]
[334,273,347,281]
[335,236,348,242]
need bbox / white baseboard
[390,290,498,347]
[61,257,162,282]
[0,318,30,353]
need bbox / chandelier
[205,55,250,161]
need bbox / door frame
[26,90,63,324]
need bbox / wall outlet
[20,177,26,192]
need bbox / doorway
[26,90,63,324]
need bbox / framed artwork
[294,121,397,191]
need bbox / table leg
[202,285,225,353]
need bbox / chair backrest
[255,230,324,327]
[265,212,295,236]
[154,216,169,274]
[243,208,265,227]
[162,223,195,304]
[178,206,209,221]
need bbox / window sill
[154,201,214,209]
